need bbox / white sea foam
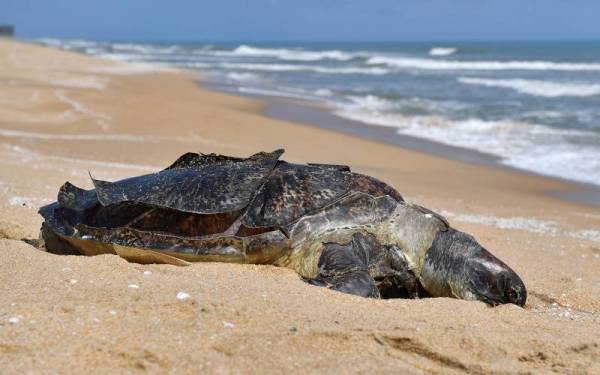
[216,62,305,72]
[443,211,600,243]
[8,196,28,206]
[183,45,364,61]
[336,95,600,185]
[47,76,108,90]
[441,211,558,235]
[568,230,600,243]
[230,45,361,61]
[226,72,261,83]
[38,39,180,57]
[0,128,147,142]
[91,62,177,75]
[84,48,106,55]
[35,38,161,79]
[315,89,333,97]
[458,77,600,97]
[429,47,457,56]
[176,62,212,69]
[0,128,236,148]
[1,144,159,172]
[6,196,53,207]
[96,52,144,61]
[88,51,177,75]
[237,86,315,100]
[211,62,389,75]
[367,56,600,71]
[54,90,112,130]
[406,119,600,185]
[111,43,182,55]
[39,40,364,62]
[36,38,101,50]
[35,38,64,48]
[97,52,203,63]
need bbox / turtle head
[420,229,526,307]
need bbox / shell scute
[91,149,284,214]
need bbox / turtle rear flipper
[38,222,81,255]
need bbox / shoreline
[204,80,600,208]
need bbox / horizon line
[23,36,600,44]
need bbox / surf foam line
[458,77,600,98]
[184,62,389,75]
[47,76,108,90]
[441,211,558,235]
[0,128,237,147]
[54,90,112,131]
[367,56,600,71]
[429,47,458,56]
[225,45,365,61]
[334,94,600,186]
[1,144,160,173]
[0,128,149,142]
[35,38,101,50]
[6,196,54,207]
[236,86,322,101]
[89,61,177,75]
[177,45,367,61]
[441,211,600,244]
[568,230,600,243]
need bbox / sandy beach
[0,39,599,374]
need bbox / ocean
[37,39,600,186]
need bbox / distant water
[38,39,600,186]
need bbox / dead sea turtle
[38,149,526,306]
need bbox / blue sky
[3,0,600,41]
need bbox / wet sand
[0,39,599,374]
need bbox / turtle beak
[463,248,527,307]
[421,229,527,307]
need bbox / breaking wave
[236,86,317,100]
[230,45,362,61]
[183,62,389,75]
[429,47,458,56]
[335,95,600,185]
[458,77,600,97]
[225,72,261,83]
[367,56,600,71]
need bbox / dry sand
[0,39,598,374]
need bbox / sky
[2,0,600,42]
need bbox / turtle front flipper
[306,269,380,298]
[369,244,421,299]
[304,232,422,299]
[304,233,384,298]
